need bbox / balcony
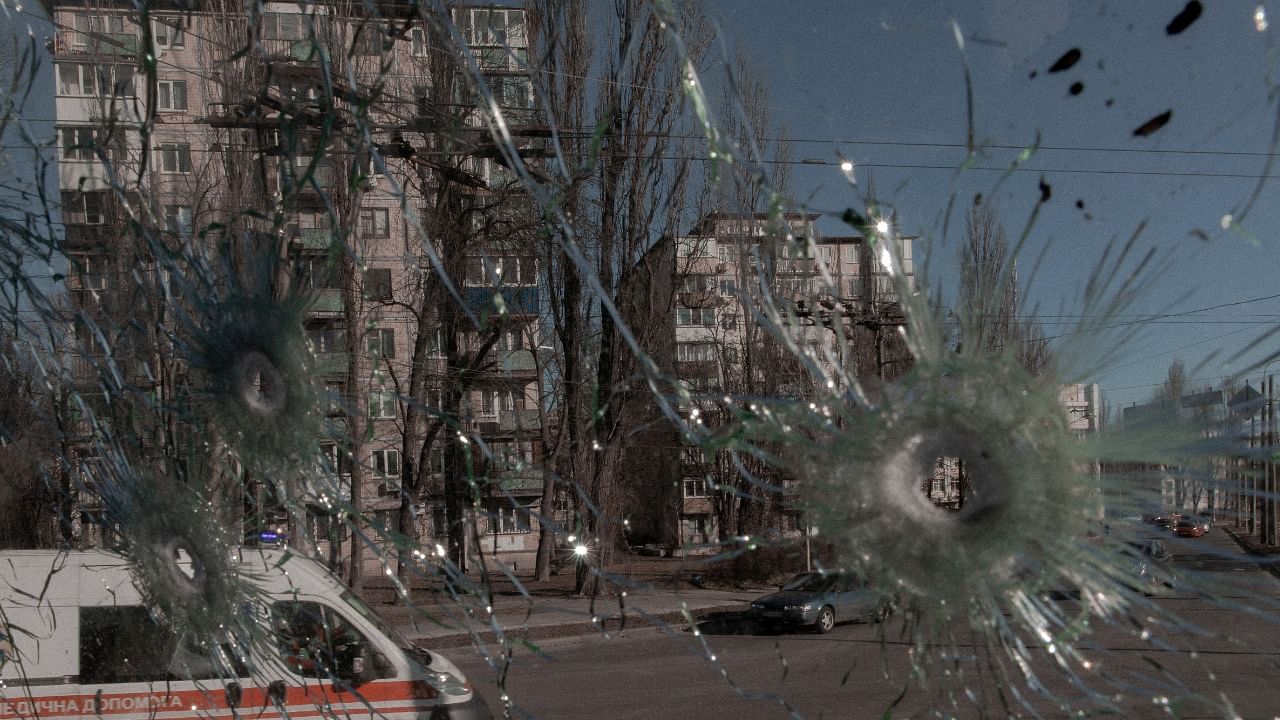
[464,408,541,436]
[682,496,713,514]
[260,38,320,63]
[492,468,544,495]
[464,286,539,315]
[293,227,335,251]
[70,354,101,382]
[90,33,138,56]
[776,257,817,274]
[497,408,540,432]
[56,33,139,58]
[307,288,344,314]
[312,351,349,375]
[489,349,536,373]
[677,290,721,308]
[675,360,718,378]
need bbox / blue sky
[700,0,1280,410]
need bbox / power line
[17,6,1280,172]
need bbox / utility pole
[1268,376,1275,545]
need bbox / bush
[696,542,806,588]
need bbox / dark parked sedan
[748,572,884,633]
[1174,517,1206,538]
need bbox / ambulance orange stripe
[0,680,445,719]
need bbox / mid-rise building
[47,0,551,572]
[671,212,916,547]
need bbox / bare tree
[518,0,711,594]
[956,204,1050,375]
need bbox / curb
[408,603,746,650]
[1221,527,1280,580]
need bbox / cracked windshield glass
[4,0,1280,717]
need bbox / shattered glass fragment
[2,1,1280,718]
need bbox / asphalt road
[442,528,1280,720]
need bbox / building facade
[671,212,916,549]
[48,0,552,572]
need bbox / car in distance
[1193,512,1212,532]
[1174,517,1206,538]
[748,571,884,633]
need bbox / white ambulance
[0,548,491,720]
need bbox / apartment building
[48,0,550,571]
[671,212,916,548]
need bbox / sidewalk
[1221,524,1280,579]
[362,556,766,649]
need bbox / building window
[678,275,714,293]
[69,254,108,304]
[676,307,715,326]
[64,192,106,225]
[683,478,708,498]
[296,255,339,290]
[425,327,445,356]
[366,328,395,358]
[319,442,352,476]
[682,375,718,392]
[363,268,392,301]
[274,81,318,104]
[262,13,304,40]
[497,328,523,351]
[352,20,386,55]
[371,448,401,479]
[410,27,428,56]
[322,380,345,415]
[156,80,188,111]
[153,17,185,48]
[484,74,533,110]
[60,127,100,161]
[515,256,537,284]
[163,205,192,237]
[431,504,447,536]
[690,514,709,538]
[57,64,85,95]
[305,320,345,353]
[778,241,811,260]
[465,256,487,286]
[487,500,529,534]
[463,255,536,286]
[494,439,533,468]
[368,390,397,420]
[717,246,732,263]
[456,7,526,47]
[359,207,390,238]
[676,342,716,363]
[73,13,126,45]
[155,143,193,173]
[58,64,133,97]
